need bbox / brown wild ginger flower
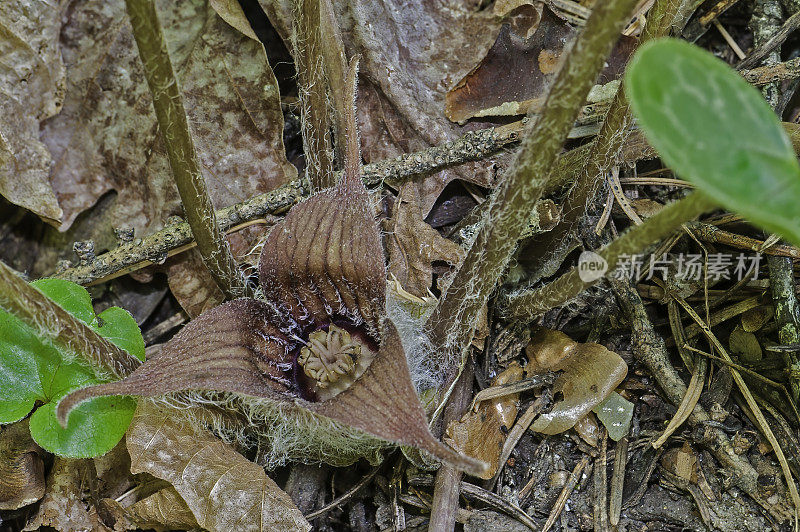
[57,59,486,477]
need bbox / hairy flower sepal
[57,60,486,477]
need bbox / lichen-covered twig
[125,0,249,299]
[0,260,140,379]
[609,276,792,523]
[55,180,306,286]
[768,255,800,400]
[52,123,526,287]
[501,192,714,320]
[425,0,641,369]
[739,5,800,70]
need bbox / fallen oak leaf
[125,403,310,532]
[58,59,487,477]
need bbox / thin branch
[125,0,249,299]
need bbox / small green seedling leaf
[0,279,144,457]
[626,38,800,246]
[593,392,633,441]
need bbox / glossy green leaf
[626,38,800,246]
[31,278,97,326]
[593,392,633,441]
[0,279,144,457]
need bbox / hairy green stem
[293,0,336,191]
[501,192,715,319]
[521,0,697,283]
[0,260,140,378]
[425,0,640,366]
[125,0,249,300]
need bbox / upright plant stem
[425,0,640,366]
[124,0,249,300]
[293,0,336,191]
[501,192,714,319]
[0,261,140,379]
[522,0,697,283]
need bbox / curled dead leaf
[526,328,627,435]
[446,363,524,479]
[0,419,45,510]
[126,403,310,532]
[388,184,465,298]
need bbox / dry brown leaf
[0,2,65,224]
[126,403,311,532]
[0,419,44,510]
[99,487,201,531]
[209,0,259,40]
[388,184,465,298]
[42,0,295,233]
[259,0,501,215]
[729,325,763,363]
[526,328,627,435]
[446,363,524,479]
[741,305,774,332]
[446,5,573,124]
[445,5,637,123]
[24,457,97,532]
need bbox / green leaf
[31,278,97,326]
[0,279,144,457]
[625,38,800,246]
[97,307,145,362]
[30,397,137,459]
[593,392,634,441]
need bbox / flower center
[297,325,361,388]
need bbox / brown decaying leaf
[41,0,295,232]
[526,328,627,435]
[0,1,64,223]
[259,0,501,215]
[446,5,572,124]
[126,403,310,532]
[100,487,200,531]
[446,363,525,479]
[58,61,487,477]
[445,5,637,123]
[0,419,45,510]
[167,225,269,317]
[208,0,259,40]
[388,184,465,298]
[23,458,97,532]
